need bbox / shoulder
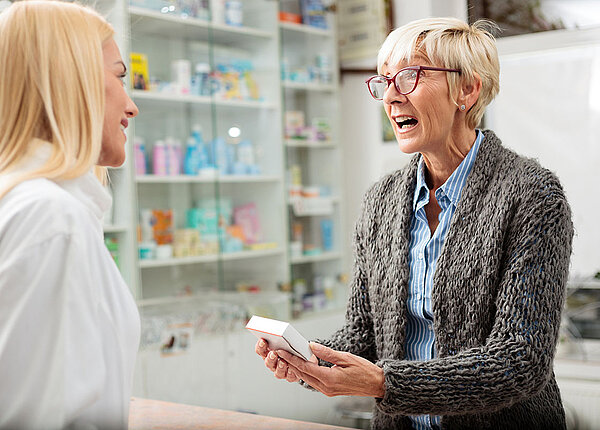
[361,155,420,210]
[0,178,93,250]
[482,130,572,221]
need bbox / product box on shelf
[300,0,328,29]
[130,52,149,90]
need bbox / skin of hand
[259,340,385,398]
[255,338,318,383]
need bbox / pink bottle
[153,140,167,176]
[133,137,147,176]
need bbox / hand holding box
[246,315,312,361]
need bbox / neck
[422,128,477,190]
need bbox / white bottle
[210,0,224,24]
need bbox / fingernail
[259,340,265,347]
[269,352,276,359]
[278,361,284,368]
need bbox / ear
[459,72,482,111]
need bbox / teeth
[120,125,125,130]
[395,116,412,123]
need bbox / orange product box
[279,11,302,24]
[152,209,173,245]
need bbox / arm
[256,184,380,382]
[0,233,106,428]
[316,192,377,362]
[375,175,573,416]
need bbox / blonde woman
[257,17,573,430]
[0,1,139,428]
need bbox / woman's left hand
[275,342,385,398]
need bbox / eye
[118,73,127,86]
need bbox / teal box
[186,208,218,237]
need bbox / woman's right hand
[255,338,313,383]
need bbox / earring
[460,104,466,111]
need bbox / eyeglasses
[365,66,461,100]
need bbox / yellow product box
[130,52,149,90]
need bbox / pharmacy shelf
[282,81,336,92]
[136,174,281,184]
[139,247,284,269]
[291,251,341,265]
[285,139,336,149]
[131,90,277,110]
[279,21,333,37]
[129,6,274,45]
[103,224,129,233]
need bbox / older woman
[256,17,573,430]
[0,1,139,428]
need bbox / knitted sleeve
[315,185,378,364]
[375,168,573,416]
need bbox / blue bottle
[213,137,229,175]
[191,125,209,171]
[184,137,198,175]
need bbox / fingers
[265,350,278,372]
[273,356,289,380]
[255,338,269,358]
[309,342,349,365]
[286,369,299,383]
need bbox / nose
[382,81,406,105]
[126,94,139,118]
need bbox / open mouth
[395,116,418,130]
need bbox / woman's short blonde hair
[0,0,114,198]
[377,17,500,129]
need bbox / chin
[98,151,126,167]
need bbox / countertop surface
[129,397,352,430]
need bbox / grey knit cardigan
[318,130,573,429]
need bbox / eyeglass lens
[368,69,419,99]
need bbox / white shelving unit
[124,0,289,302]
[94,0,349,416]
[279,8,346,313]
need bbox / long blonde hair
[0,0,114,199]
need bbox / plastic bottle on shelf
[210,0,224,24]
[184,137,198,175]
[153,140,167,176]
[165,137,181,175]
[133,136,147,176]
[213,137,230,175]
[224,0,243,26]
[193,63,211,96]
[191,124,209,171]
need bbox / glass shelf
[138,247,283,269]
[129,6,274,44]
[131,90,277,110]
[279,21,333,37]
[136,174,281,184]
[285,139,337,149]
[290,251,341,265]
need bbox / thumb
[309,342,349,365]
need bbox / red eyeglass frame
[365,65,461,100]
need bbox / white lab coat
[0,144,140,429]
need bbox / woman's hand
[276,342,385,398]
[254,338,317,383]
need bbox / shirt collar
[413,129,483,211]
[4,141,112,222]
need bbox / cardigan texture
[318,130,573,429]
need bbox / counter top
[129,397,352,430]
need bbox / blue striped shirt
[406,130,483,430]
